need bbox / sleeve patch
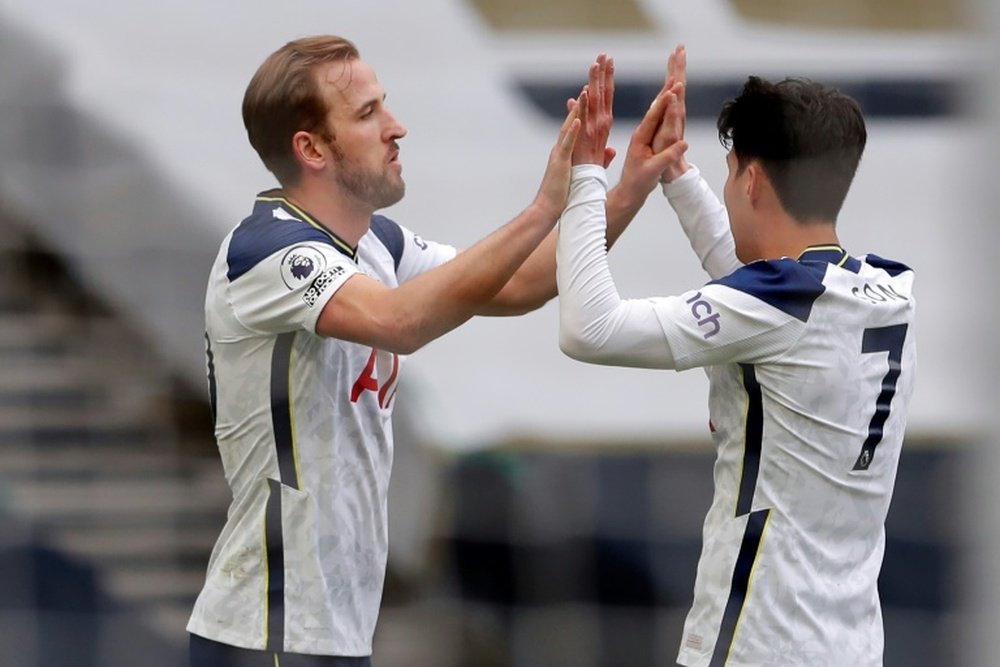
[227,217,335,282]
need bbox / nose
[385,109,407,141]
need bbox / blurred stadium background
[0,0,997,665]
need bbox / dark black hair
[717,76,867,224]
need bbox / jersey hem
[186,620,373,657]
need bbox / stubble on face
[331,142,405,210]
[320,59,406,210]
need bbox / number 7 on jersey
[853,323,909,472]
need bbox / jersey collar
[797,244,861,273]
[256,189,358,260]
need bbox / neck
[768,220,840,260]
[749,196,839,261]
[282,181,373,248]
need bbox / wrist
[607,183,645,219]
[659,158,692,185]
[527,197,562,226]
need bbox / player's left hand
[615,89,687,200]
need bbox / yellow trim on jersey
[725,510,773,665]
[262,498,270,645]
[799,244,842,255]
[797,244,849,267]
[274,654,281,667]
[256,193,357,259]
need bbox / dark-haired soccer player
[557,47,916,666]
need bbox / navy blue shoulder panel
[841,255,863,273]
[370,215,404,271]
[227,215,335,282]
[710,259,826,323]
[865,254,912,277]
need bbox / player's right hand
[532,95,581,221]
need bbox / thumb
[632,90,669,146]
[561,118,582,154]
[603,146,617,169]
[647,139,689,172]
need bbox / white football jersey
[557,166,916,667]
[187,191,456,656]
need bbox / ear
[745,161,765,208]
[291,130,329,175]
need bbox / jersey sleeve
[662,165,742,279]
[648,276,814,370]
[557,165,816,371]
[383,218,457,284]
[227,240,359,335]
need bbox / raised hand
[613,44,690,202]
[532,100,582,220]
[653,44,689,183]
[572,54,615,167]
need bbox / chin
[376,184,406,209]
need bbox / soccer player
[556,48,916,666]
[187,36,663,666]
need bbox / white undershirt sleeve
[556,164,680,369]
[662,165,742,280]
[557,166,805,371]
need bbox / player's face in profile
[320,59,407,209]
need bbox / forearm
[475,229,557,316]
[663,165,741,279]
[604,182,646,247]
[556,165,677,369]
[336,202,559,354]
[484,49,622,317]
[479,184,640,316]
[412,202,557,327]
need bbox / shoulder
[369,214,405,270]
[227,203,337,282]
[710,258,827,323]
[863,254,913,277]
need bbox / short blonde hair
[242,35,359,186]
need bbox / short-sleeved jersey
[187,190,457,656]
[557,166,916,667]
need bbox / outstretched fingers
[589,53,614,121]
[632,89,669,147]
[630,43,687,152]
[604,55,615,118]
[665,44,687,92]
[534,94,583,220]
[559,96,582,154]
[654,45,688,152]
[652,84,685,152]
[571,54,614,166]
